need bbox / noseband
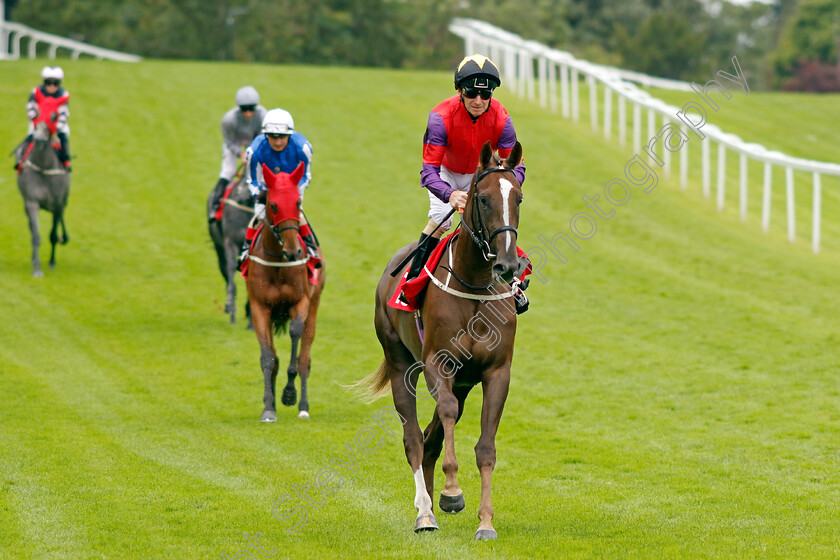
[460,166,519,262]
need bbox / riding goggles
[44,79,61,87]
[239,104,257,112]
[462,87,493,100]
[266,133,290,140]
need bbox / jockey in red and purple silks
[421,93,525,206]
[405,55,526,282]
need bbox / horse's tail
[347,360,392,403]
[271,307,290,335]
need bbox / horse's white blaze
[413,467,433,514]
[499,178,514,251]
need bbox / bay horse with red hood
[360,141,524,540]
[246,162,325,422]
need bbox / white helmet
[41,66,64,81]
[262,108,294,134]
[235,85,260,106]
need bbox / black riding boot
[57,133,71,171]
[208,177,230,223]
[407,233,440,281]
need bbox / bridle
[250,217,309,268]
[459,166,519,262]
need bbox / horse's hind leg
[281,316,304,407]
[424,384,472,514]
[474,369,511,540]
[24,200,43,277]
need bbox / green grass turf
[1,58,839,559]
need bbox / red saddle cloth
[212,182,237,221]
[240,224,320,287]
[387,229,532,313]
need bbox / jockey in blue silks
[238,108,321,269]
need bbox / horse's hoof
[281,386,297,407]
[49,262,56,270]
[474,528,497,541]
[298,410,310,420]
[32,270,44,278]
[260,410,277,423]
[414,513,439,533]
[439,492,465,513]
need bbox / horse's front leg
[474,368,511,540]
[295,288,322,418]
[423,384,472,514]
[223,237,239,323]
[281,295,310,408]
[24,200,42,277]
[48,209,63,269]
[251,302,278,422]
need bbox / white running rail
[450,17,840,254]
[1,1,140,62]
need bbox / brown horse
[360,141,524,540]
[246,162,325,422]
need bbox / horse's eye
[517,195,524,205]
[478,195,489,206]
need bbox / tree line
[8,0,839,91]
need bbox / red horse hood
[262,162,303,224]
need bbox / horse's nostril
[493,263,513,279]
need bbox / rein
[460,166,519,261]
[22,159,66,175]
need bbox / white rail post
[571,69,579,122]
[786,166,795,242]
[548,61,557,113]
[632,102,641,154]
[518,49,527,98]
[812,172,822,253]
[526,54,536,103]
[538,56,548,108]
[588,75,597,131]
[762,162,772,232]
[603,86,611,140]
[560,64,569,118]
[739,153,748,221]
[647,109,655,165]
[618,93,626,147]
[717,143,726,211]
[702,137,711,199]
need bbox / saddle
[387,229,532,313]
[212,182,237,221]
[240,224,320,287]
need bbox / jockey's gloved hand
[256,190,266,205]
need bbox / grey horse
[16,121,70,277]
[208,173,254,326]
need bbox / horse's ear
[261,163,276,189]
[479,142,493,169]
[505,142,522,169]
[290,161,305,187]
